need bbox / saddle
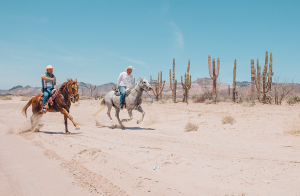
[114,88,131,108]
[114,88,131,97]
[40,89,58,113]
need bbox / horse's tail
[92,99,106,116]
[22,98,33,118]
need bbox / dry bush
[287,95,300,105]
[204,99,213,104]
[222,115,236,125]
[0,96,12,100]
[158,99,167,104]
[20,96,32,101]
[80,96,92,100]
[184,122,199,132]
[284,118,300,136]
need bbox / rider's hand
[50,78,55,82]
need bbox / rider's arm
[116,73,123,88]
[41,76,55,81]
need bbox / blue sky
[0,0,299,89]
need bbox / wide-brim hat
[44,65,54,71]
[125,66,135,71]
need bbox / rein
[133,83,153,105]
[63,82,76,102]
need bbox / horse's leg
[64,115,69,133]
[114,107,124,129]
[136,106,145,124]
[30,113,43,132]
[107,104,115,128]
[59,108,80,131]
[121,109,133,122]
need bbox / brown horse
[22,79,80,133]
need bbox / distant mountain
[3,85,42,95]
[3,78,291,96]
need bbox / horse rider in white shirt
[116,66,135,109]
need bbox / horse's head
[137,78,152,91]
[66,79,79,103]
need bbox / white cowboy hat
[125,66,135,71]
[44,65,55,71]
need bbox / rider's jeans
[119,86,126,107]
[42,88,52,107]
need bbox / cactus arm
[169,69,173,91]
[216,57,220,77]
[212,58,216,78]
[159,81,166,94]
[266,52,273,92]
[255,59,261,92]
[181,75,184,87]
[208,55,213,79]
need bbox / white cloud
[120,56,146,66]
[170,22,184,48]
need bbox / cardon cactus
[181,60,191,104]
[150,71,165,101]
[208,55,220,104]
[232,59,236,102]
[255,51,273,103]
[251,59,255,105]
[169,58,177,103]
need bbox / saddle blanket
[40,89,58,107]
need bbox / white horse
[93,78,152,129]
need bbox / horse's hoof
[66,132,70,135]
[137,120,141,124]
[75,127,80,130]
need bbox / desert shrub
[194,94,207,103]
[184,122,199,132]
[0,96,12,100]
[287,95,300,105]
[20,96,32,101]
[222,115,236,125]
[80,96,92,100]
[284,118,300,136]
[204,99,213,104]
[158,99,167,104]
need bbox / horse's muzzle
[148,86,152,91]
[74,94,79,102]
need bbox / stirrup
[41,106,47,113]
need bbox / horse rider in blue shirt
[41,65,56,113]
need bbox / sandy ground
[0,96,300,196]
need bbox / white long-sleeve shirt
[117,72,135,88]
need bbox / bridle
[134,79,153,105]
[64,82,79,102]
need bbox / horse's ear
[75,79,77,83]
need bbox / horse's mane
[59,79,74,92]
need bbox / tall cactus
[251,59,255,105]
[208,56,220,104]
[254,59,261,101]
[150,71,165,101]
[159,71,163,99]
[181,60,192,104]
[255,51,273,103]
[169,58,177,103]
[232,59,236,102]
